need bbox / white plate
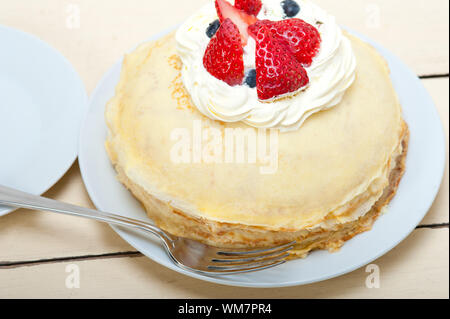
[0,25,88,216]
[78,27,445,288]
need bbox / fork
[0,185,295,275]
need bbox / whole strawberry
[235,0,262,16]
[250,25,309,100]
[249,19,321,66]
[203,18,245,86]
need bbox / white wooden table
[0,0,448,298]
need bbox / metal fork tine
[205,260,287,275]
[207,258,288,275]
[216,241,296,256]
[207,253,289,272]
[212,246,294,264]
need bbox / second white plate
[78,27,445,288]
[0,25,88,216]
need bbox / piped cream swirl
[176,0,356,132]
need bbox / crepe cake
[105,0,408,258]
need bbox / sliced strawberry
[203,18,245,86]
[235,0,262,16]
[215,0,258,45]
[248,19,271,38]
[250,25,309,100]
[249,19,321,66]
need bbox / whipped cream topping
[176,0,356,132]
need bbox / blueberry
[245,69,257,88]
[281,0,300,17]
[206,20,221,38]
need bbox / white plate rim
[0,24,88,216]
[78,26,446,288]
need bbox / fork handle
[0,185,173,243]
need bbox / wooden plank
[0,0,447,96]
[421,78,449,225]
[0,228,447,298]
[315,0,449,76]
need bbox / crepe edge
[107,122,408,258]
